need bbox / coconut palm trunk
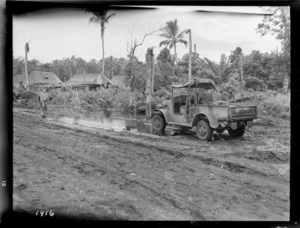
[24,42,29,90]
[240,55,244,90]
[87,9,115,87]
[24,52,28,88]
[174,43,177,64]
[101,24,105,79]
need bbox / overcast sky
[13,6,284,63]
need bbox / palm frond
[159,32,173,39]
[162,19,178,37]
[176,29,188,39]
[159,40,171,47]
[104,13,116,23]
[89,16,100,24]
[177,39,188,47]
[204,57,218,76]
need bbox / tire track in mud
[14,119,197,219]
[14,126,284,220]
[46,119,287,185]
[15,110,288,201]
[15,127,202,220]
[13,146,131,220]
[13,110,289,220]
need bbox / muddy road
[13,107,290,220]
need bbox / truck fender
[151,109,167,122]
[192,113,219,129]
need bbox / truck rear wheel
[196,120,213,141]
[151,114,166,135]
[228,125,246,137]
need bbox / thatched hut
[66,73,113,91]
[13,71,63,91]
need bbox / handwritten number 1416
[36,210,54,217]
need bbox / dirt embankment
[13,108,290,220]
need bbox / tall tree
[256,6,290,92]
[24,42,30,89]
[159,19,187,64]
[229,47,244,89]
[204,54,232,84]
[87,8,115,86]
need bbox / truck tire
[196,120,213,141]
[228,125,246,137]
[151,114,166,135]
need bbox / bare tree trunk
[240,55,244,91]
[24,51,29,90]
[151,57,154,93]
[146,48,154,94]
[69,66,72,78]
[188,30,192,81]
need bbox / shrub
[244,76,267,91]
[154,87,172,100]
[219,73,240,100]
[266,78,283,91]
[258,92,290,119]
[49,88,73,105]
[14,90,39,108]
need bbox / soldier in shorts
[39,87,49,118]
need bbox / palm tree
[159,19,187,64]
[87,9,115,86]
[203,54,232,83]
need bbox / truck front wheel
[196,120,213,141]
[228,125,246,137]
[151,114,166,135]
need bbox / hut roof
[67,73,103,85]
[66,73,114,86]
[13,71,63,87]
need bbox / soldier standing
[39,87,49,118]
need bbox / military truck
[151,78,257,141]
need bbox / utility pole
[186,29,192,81]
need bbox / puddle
[49,112,140,132]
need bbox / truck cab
[151,78,257,141]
